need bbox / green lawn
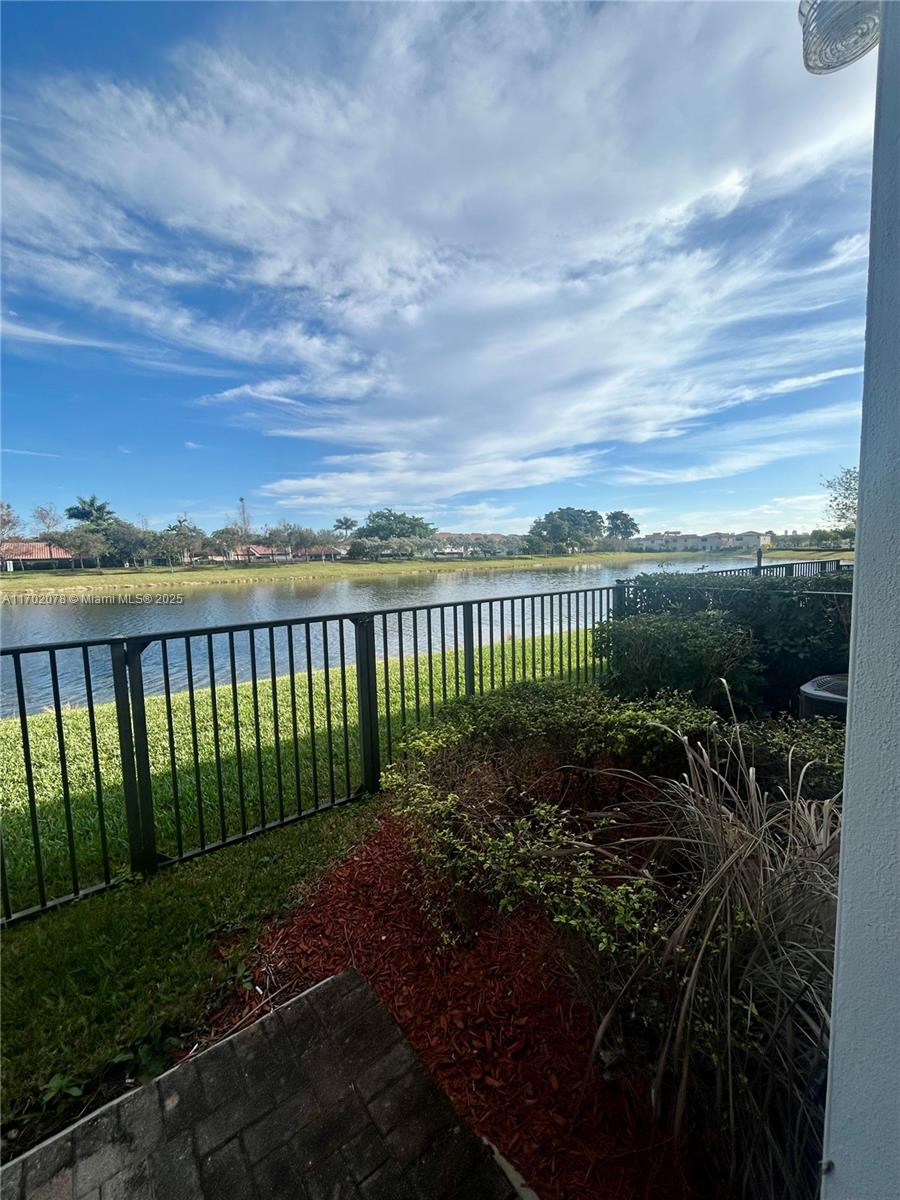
[1,632,595,916]
[0,800,377,1141]
[0,549,729,596]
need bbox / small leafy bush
[388,679,718,779]
[738,714,844,802]
[594,609,762,713]
[622,572,851,708]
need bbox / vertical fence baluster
[338,622,351,798]
[354,616,381,794]
[558,593,565,676]
[322,622,336,804]
[13,654,46,909]
[110,642,144,881]
[287,626,302,815]
[185,637,206,846]
[126,640,157,874]
[381,613,393,761]
[426,608,435,718]
[304,624,320,810]
[207,634,227,841]
[398,612,407,724]
[462,602,476,696]
[477,602,485,692]
[162,638,184,854]
[227,632,247,836]
[440,607,448,702]
[49,650,79,895]
[248,631,265,827]
[269,627,285,821]
[500,601,506,687]
[412,610,421,722]
[453,606,461,697]
[82,648,110,884]
[510,598,516,683]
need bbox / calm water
[1,556,755,715]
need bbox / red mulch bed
[208,816,704,1200]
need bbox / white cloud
[614,401,861,485]
[1,447,63,459]
[1,2,875,516]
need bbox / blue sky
[1,1,875,536]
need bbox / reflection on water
[1,557,751,715]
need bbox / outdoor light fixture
[798,0,880,73]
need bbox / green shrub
[594,609,763,713]
[388,683,841,1200]
[387,679,719,779]
[622,573,851,708]
[737,714,844,802]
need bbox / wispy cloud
[1,2,874,522]
[2,447,64,458]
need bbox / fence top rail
[0,584,619,656]
[0,565,849,658]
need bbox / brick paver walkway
[1,970,518,1200]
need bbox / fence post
[612,579,628,618]
[126,638,157,873]
[353,616,381,793]
[462,602,476,694]
[110,642,149,876]
[785,562,795,577]
[755,548,763,576]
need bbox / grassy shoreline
[0,549,774,597]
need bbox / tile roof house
[0,540,73,569]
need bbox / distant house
[633,529,774,553]
[219,544,343,563]
[0,540,73,571]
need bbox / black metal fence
[0,585,620,924]
[0,559,847,925]
[704,557,844,579]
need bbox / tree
[528,507,605,552]
[334,516,358,538]
[207,525,243,560]
[59,526,109,568]
[32,504,62,536]
[101,519,146,565]
[165,516,205,565]
[824,466,859,528]
[356,509,437,540]
[65,494,116,524]
[605,510,640,540]
[1,501,22,540]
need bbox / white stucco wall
[820,6,900,1197]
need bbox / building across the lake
[632,530,776,552]
[0,540,73,570]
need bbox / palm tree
[333,516,358,539]
[65,494,115,524]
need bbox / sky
[0,1,876,537]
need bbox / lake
[1,555,756,715]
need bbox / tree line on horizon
[0,497,646,568]
[0,471,856,569]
